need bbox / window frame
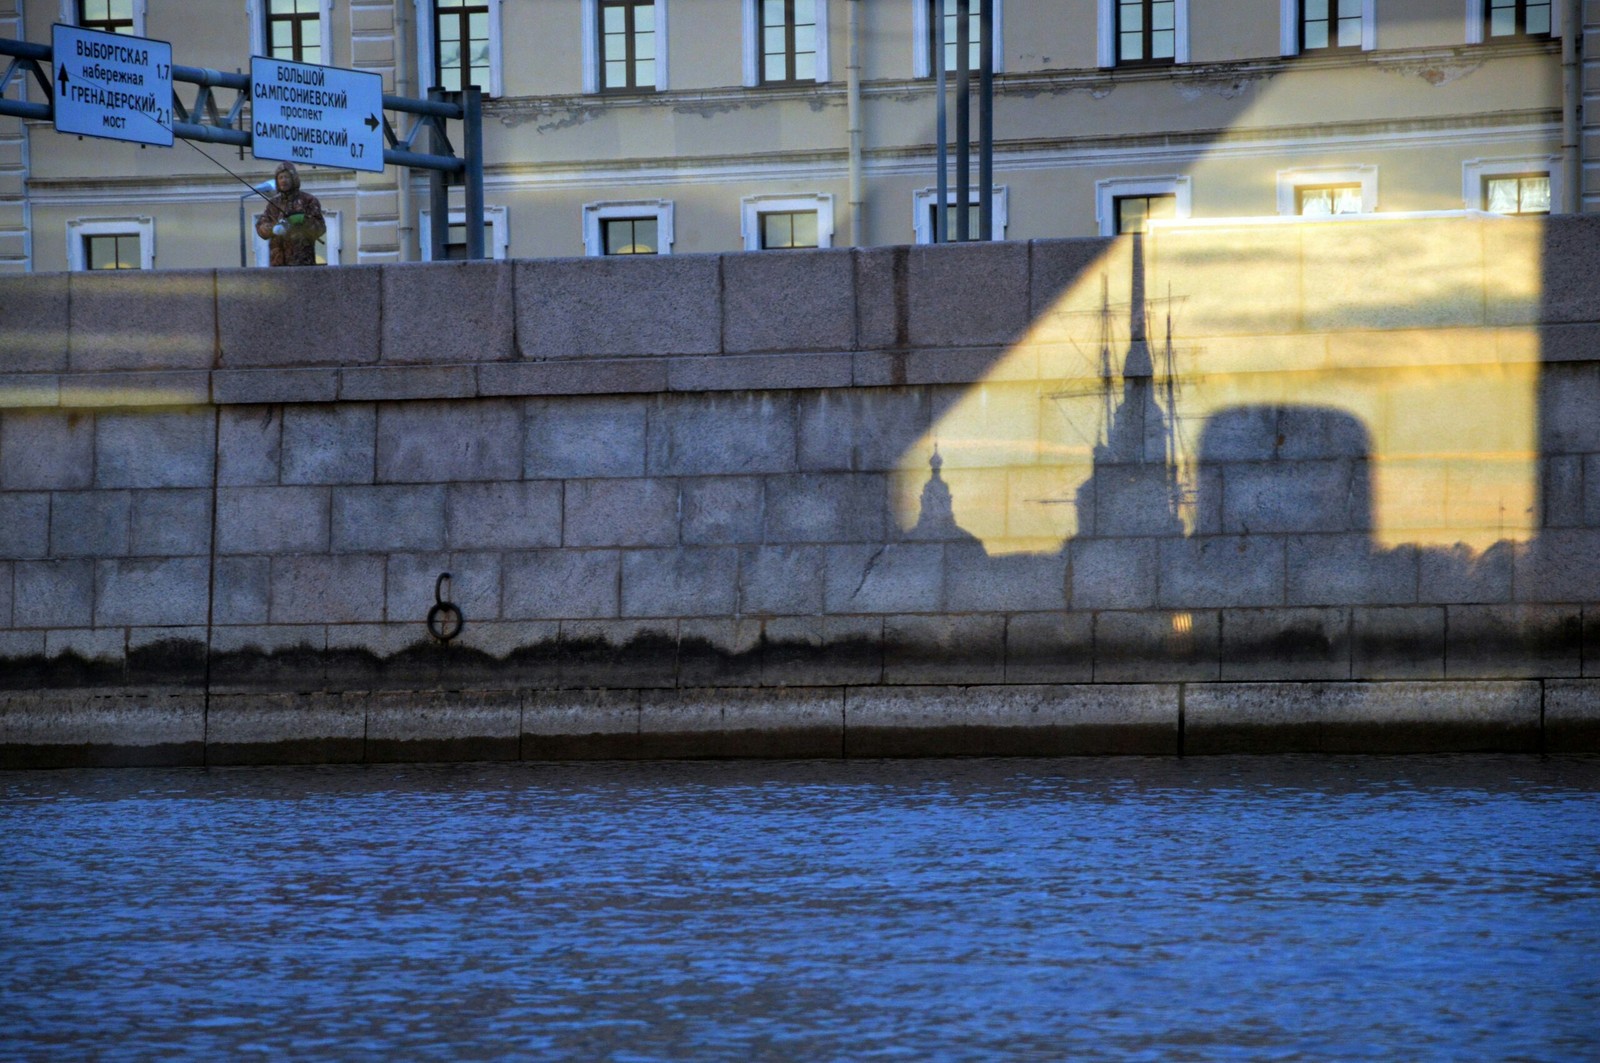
[583,0,669,95]
[740,193,834,251]
[254,209,342,266]
[1094,176,1191,237]
[1276,165,1377,216]
[248,0,334,66]
[67,216,154,271]
[743,0,831,87]
[582,199,675,256]
[1105,0,1185,68]
[414,0,504,97]
[911,185,1008,244]
[1462,156,1562,213]
[419,205,510,261]
[1280,0,1375,55]
[60,0,146,36]
[1466,0,1558,42]
[912,0,1004,78]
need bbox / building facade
[1,0,1595,273]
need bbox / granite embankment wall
[0,215,1597,766]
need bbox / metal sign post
[50,23,172,146]
[250,56,383,174]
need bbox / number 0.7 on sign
[51,23,173,147]
[250,57,383,174]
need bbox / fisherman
[254,162,326,267]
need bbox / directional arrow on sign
[57,65,68,94]
[365,113,379,132]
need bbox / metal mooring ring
[428,572,464,642]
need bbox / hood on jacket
[274,162,301,195]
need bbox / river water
[3,755,1598,1060]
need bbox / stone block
[854,246,906,351]
[638,687,844,759]
[0,492,50,560]
[213,556,270,624]
[338,365,477,401]
[1090,464,1190,537]
[524,395,648,479]
[1542,455,1585,528]
[516,254,721,359]
[1185,680,1541,754]
[1537,215,1600,325]
[1095,609,1219,682]
[558,619,679,688]
[797,387,930,472]
[646,392,797,476]
[0,272,68,373]
[0,375,60,408]
[270,554,386,624]
[364,690,521,762]
[95,557,209,627]
[281,404,377,484]
[1351,606,1446,680]
[1,410,94,489]
[760,616,883,686]
[722,248,856,353]
[1586,455,1600,528]
[737,544,826,616]
[331,484,446,551]
[522,688,641,759]
[905,347,1013,386]
[216,486,330,554]
[1537,362,1600,454]
[825,543,943,614]
[217,407,282,486]
[44,627,125,664]
[1418,542,1513,604]
[446,480,561,550]
[668,353,853,393]
[1192,405,1279,463]
[0,561,10,626]
[944,544,1068,612]
[844,683,1178,758]
[0,691,205,768]
[680,477,763,545]
[677,618,764,687]
[1513,529,1600,604]
[1030,238,1113,320]
[1285,535,1418,606]
[1158,536,1285,609]
[376,400,522,483]
[1003,612,1095,684]
[1545,679,1600,753]
[69,269,215,372]
[1069,537,1157,610]
[207,624,326,692]
[908,242,1031,348]
[382,260,514,364]
[217,266,382,367]
[621,547,739,618]
[124,626,207,687]
[206,692,364,765]
[479,359,668,398]
[49,490,130,557]
[503,549,619,620]
[764,473,887,545]
[13,560,93,628]
[1302,217,1486,331]
[563,478,679,547]
[62,370,211,409]
[1219,607,1350,681]
[385,552,502,625]
[1219,460,1366,534]
[884,615,1006,685]
[130,489,212,556]
[94,409,214,488]
[1445,604,1583,678]
[211,368,340,404]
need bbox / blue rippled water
[3,755,1598,1060]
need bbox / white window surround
[1095,176,1191,236]
[743,0,831,86]
[1097,0,1190,68]
[1276,165,1378,215]
[1462,155,1562,212]
[253,209,342,266]
[582,199,675,256]
[582,0,670,94]
[1464,0,1563,44]
[59,0,147,35]
[912,0,1005,78]
[67,216,154,270]
[740,193,835,250]
[1280,0,1376,55]
[912,185,1009,244]
[415,0,505,98]
[247,0,335,64]
[419,205,510,260]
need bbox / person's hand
[271,221,288,237]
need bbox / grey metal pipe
[428,88,450,261]
[955,0,970,242]
[934,0,947,244]
[978,0,993,240]
[463,87,485,259]
[1561,0,1582,213]
[847,0,863,247]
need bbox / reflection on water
[3,757,1598,1059]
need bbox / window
[912,0,1004,78]
[1463,157,1561,214]
[74,0,135,34]
[1095,176,1191,236]
[419,206,509,261]
[1279,0,1373,54]
[1276,165,1376,216]
[414,0,503,96]
[1486,0,1552,37]
[1118,0,1176,64]
[600,0,658,92]
[912,186,1009,243]
[67,217,154,271]
[740,193,834,251]
[583,200,675,256]
[265,0,321,63]
[1483,174,1549,215]
[254,211,342,266]
[760,0,818,84]
[1296,184,1362,216]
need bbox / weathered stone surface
[563,478,678,548]
[13,560,94,629]
[446,480,561,550]
[1220,460,1366,534]
[677,618,764,687]
[213,556,270,625]
[1351,606,1446,680]
[218,266,381,367]
[1536,214,1600,325]
[558,619,679,688]
[517,255,721,359]
[762,616,883,686]
[376,400,522,482]
[1545,678,1600,752]
[503,549,619,620]
[217,407,282,486]
[281,404,376,484]
[208,625,327,694]
[1445,604,1583,678]
[646,392,796,476]
[365,690,520,762]
[0,493,49,560]
[1301,218,1486,331]
[681,477,763,545]
[1090,465,1189,537]
[1004,612,1095,684]
[94,409,214,488]
[1030,238,1113,320]
[797,387,930,472]
[854,246,906,351]
[385,552,502,625]
[1538,362,1600,453]
[1586,455,1600,529]
[332,484,447,552]
[1514,529,1600,603]
[668,353,854,393]
[845,684,1177,757]
[1070,537,1157,610]
[525,396,648,479]
[206,692,364,765]
[69,269,215,372]
[1286,536,1418,606]
[0,562,10,627]
[523,688,641,759]
[1543,454,1585,527]
[480,359,667,398]
[216,486,330,554]
[1185,681,1541,753]
[639,687,844,758]
[945,544,1068,612]
[1219,607,1350,681]
[737,544,825,616]
[908,242,1031,348]
[49,491,131,557]
[339,365,477,402]
[270,554,386,624]
[622,548,739,618]
[1158,536,1285,609]
[125,627,206,687]
[0,272,69,373]
[212,368,339,405]
[1094,609,1220,682]
[0,691,205,768]
[96,557,210,627]
[825,543,943,614]
[130,490,212,556]
[764,473,887,544]
[1,410,94,490]
[1418,542,1513,604]
[722,248,856,354]
[44,627,125,664]
[383,260,514,364]
[884,615,1006,685]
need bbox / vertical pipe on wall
[1561,0,1582,213]
[847,0,864,246]
[464,87,485,259]
[955,0,970,241]
[934,0,947,244]
[428,88,449,262]
[978,0,993,240]
[396,0,416,260]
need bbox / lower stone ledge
[0,680,1593,768]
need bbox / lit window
[1301,0,1362,50]
[741,194,833,250]
[1115,193,1177,234]
[1487,0,1552,37]
[602,217,659,255]
[1118,0,1176,65]
[83,233,140,270]
[601,0,657,92]
[1297,183,1363,216]
[435,0,491,91]
[1096,177,1189,236]
[420,206,510,260]
[583,200,674,256]
[69,217,154,270]
[760,210,819,250]
[913,186,1009,243]
[76,0,135,34]
[761,0,818,84]
[265,0,322,63]
[1485,174,1550,215]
